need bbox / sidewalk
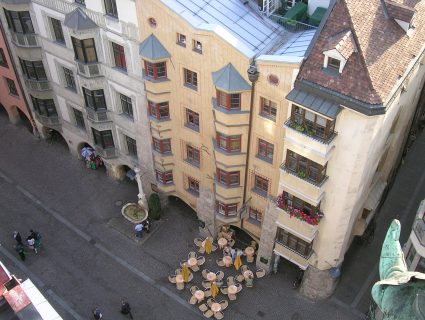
[333,129,425,314]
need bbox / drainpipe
[242,63,259,216]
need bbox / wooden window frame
[186,145,200,166]
[144,61,167,80]
[249,207,263,223]
[148,100,169,120]
[216,132,241,153]
[71,37,98,63]
[260,97,277,119]
[186,109,200,130]
[188,176,200,193]
[276,228,313,257]
[258,139,274,161]
[327,57,341,71]
[92,128,114,149]
[216,201,238,216]
[184,68,198,89]
[285,149,327,184]
[112,42,126,70]
[152,137,171,154]
[279,192,321,216]
[155,169,173,185]
[291,104,335,140]
[216,90,241,110]
[216,168,240,187]
[254,175,269,193]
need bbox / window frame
[82,87,107,111]
[185,109,200,131]
[216,132,241,153]
[278,191,321,217]
[187,176,200,195]
[216,201,238,217]
[5,78,18,96]
[257,138,274,162]
[75,0,85,6]
[216,90,241,111]
[249,207,263,223]
[148,100,169,120]
[291,104,335,140]
[152,137,171,154]
[104,0,118,18]
[155,169,173,185]
[63,67,76,91]
[216,168,240,187]
[19,59,47,81]
[50,18,65,44]
[92,128,114,149]
[4,10,34,34]
[31,96,57,117]
[177,33,186,47]
[183,68,198,90]
[260,97,277,120]
[125,135,137,157]
[193,40,202,53]
[73,108,85,129]
[71,37,98,63]
[186,145,200,166]
[276,228,313,258]
[254,174,269,194]
[144,61,167,80]
[327,57,341,71]
[285,149,327,184]
[112,42,126,71]
[120,94,133,119]
[0,48,8,68]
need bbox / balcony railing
[77,62,102,78]
[284,118,337,144]
[275,240,313,260]
[280,162,328,188]
[275,198,323,226]
[24,78,50,91]
[10,32,38,47]
[269,14,317,33]
[86,108,109,122]
[414,219,425,246]
[34,113,59,126]
[94,146,117,159]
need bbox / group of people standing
[13,229,42,261]
[134,219,150,238]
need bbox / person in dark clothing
[13,231,23,246]
[92,307,102,319]
[121,300,133,319]
[15,243,26,261]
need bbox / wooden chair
[194,238,203,247]
[216,271,225,281]
[188,251,197,259]
[219,300,228,311]
[199,303,208,312]
[189,295,197,305]
[202,280,211,289]
[228,293,237,301]
[236,274,245,283]
[220,287,228,294]
[191,264,200,272]
[168,275,176,284]
[214,311,224,320]
[190,286,199,295]
[204,289,211,298]
[203,310,214,318]
[202,269,210,279]
[216,259,225,267]
[256,268,266,279]
[197,256,206,266]
[227,276,235,286]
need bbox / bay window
[19,59,47,81]
[71,37,98,63]
[4,10,34,34]
[186,145,200,166]
[249,207,263,223]
[31,96,57,117]
[216,201,238,216]
[152,138,171,154]
[216,90,241,110]
[253,174,269,196]
[144,61,167,80]
[148,100,169,120]
[216,168,240,186]
[92,128,114,149]
[83,88,107,111]
[155,170,173,184]
[216,132,241,152]
[276,228,312,258]
[290,104,335,140]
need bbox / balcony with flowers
[275,192,323,242]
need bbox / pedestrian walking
[135,223,143,238]
[26,230,41,254]
[13,231,23,246]
[15,243,26,261]
[143,219,150,233]
[92,307,102,320]
[120,300,133,319]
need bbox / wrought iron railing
[284,118,337,144]
[280,162,328,188]
[269,14,317,33]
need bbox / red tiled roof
[298,0,425,105]
[323,29,357,60]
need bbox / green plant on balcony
[275,194,324,226]
[297,170,306,178]
[295,124,305,132]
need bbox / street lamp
[134,167,148,209]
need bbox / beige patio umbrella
[182,263,190,282]
[204,237,213,254]
[211,281,219,298]
[234,255,242,271]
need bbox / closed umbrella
[211,282,219,298]
[204,237,213,254]
[234,255,242,271]
[182,263,190,282]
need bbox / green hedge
[148,193,161,220]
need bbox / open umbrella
[182,263,190,282]
[211,282,219,298]
[204,237,213,254]
[80,147,94,158]
[234,255,242,271]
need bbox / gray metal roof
[64,7,97,31]
[212,63,251,92]
[139,34,171,61]
[286,88,341,119]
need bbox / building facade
[0,0,155,190]
[404,200,425,273]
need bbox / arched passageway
[42,127,68,150]
[16,108,33,133]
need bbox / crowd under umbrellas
[168,228,265,319]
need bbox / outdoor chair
[211,244,218,252]
[180,260,188,267]
[190,286,199,295]
[197,256,206,266]
[187,272,194,282]
[207,298,214,307]
[194,238,203,247]
[216,271,225,281]
[227,276,235,286]
[215,281,223,287]
[246,255,254,263]
[202,280,211,289]
[220,287,228,294]
[240,265,249,273]
[188,251,197,259]
[203,310,214,318]
[214,311,224,320]
[202,269,210,279]
[168,275,176,284]
[204,289,211,298]
[189,295,198,305]
[256,268,266,279]
[228,293,237,301]
[175,268,182,275]
[199,246,206,254]
[191,264,200,272]
[228,239,235,247]
[219,300,228,311]
[199,303,208,312]
[216,259,225,267]
[236,274,245,282]
[236,283,243,293]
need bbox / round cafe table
[211,303,222,313]
[188,257,198,267]
[223,256,232,267]
[245,246,254,257]
[217,237,227,249]
[207,272,217,282]
[243,270,254,280]
[228,284,238,295]
[194,290,205,303]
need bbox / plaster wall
[308,0,331,15]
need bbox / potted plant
[297,171,306,178]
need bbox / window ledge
[75,60,100,65]
[143,74,170,83]
[212,98,248,114]
[246,218,262,227]
[256,154,273,164]
[177,42,186,48]
[53,40,66,47]
[104,14,119,21]
[184,123,200,132]
[215,180,241,189]
[212,139,245,156]
[322,67,341,77]
[65,86,77,93]
[184,159,200,169]
[149,115,171,122]
[186,188,200,197]
[192,48,202,54]
[251,187,268,198]
[112,66,128,74]
[153,150,173,157]
[184,83,198,91]
[120,113,134,122]
[259,112,276,122]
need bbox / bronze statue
[371,219,425,319]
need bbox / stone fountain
[121,167,149,224]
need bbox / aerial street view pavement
[0,0,424,319]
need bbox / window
[327,57,340,71]
[144,61,166,80]
[277,192,321,217]
[148,100,169,120]
[152,138,171,154]
[120,94,133,118]
[31,96,57,117]
[73,108,85,129]
[193,40,202,53]
[112,42,126,70]
[155,169,173,184]
[75,0,85,5]
[216,201,238,216]
[104,0,118,18]
[186,145,200,166]
[260,97,277,119]
[177,33,186,47]
[185,109,199,131]
[83,88,107,111]
[126,135,137,157]
[63,67,76,91]
[50,18,64,44]
[249,207,263,223]
[19,59,47,81]
[216,133,241,152]
[285,150,327,184]
[184,68,197,89]
[71,37,98,63]
[276,228,313,257]
[92,128,114,149]
[4,10,34,34]
[0,48,8,68]
[216,90,241,110]
[291,104,335,140]
[254,175,269,195]
[6,78,18,96]
[216,168,240,187]
[258,139,274,162]
[188,176,199,195]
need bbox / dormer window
[327,58,340,71]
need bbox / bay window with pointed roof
[139,34,170,82]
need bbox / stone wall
[300,265,338,300]
[197,186,216,238]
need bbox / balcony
[275,204,320,242]
[94,146,117,159]
[86,108,109,122]
[24,78,50,91]
[274,241,310,270]
[34,113,59,126]
[10,32,38,47]
[77,62,103,78]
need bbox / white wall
[308,0,331,15]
